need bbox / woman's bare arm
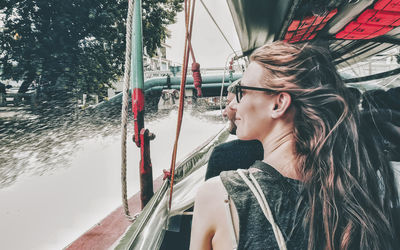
[190,178,218,250]
[190,177,239,250]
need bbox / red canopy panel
[336,0,400,40]
[336,25,393,39]
[375,0,400,11]
[358,9,400,26]
[284,9,337,43]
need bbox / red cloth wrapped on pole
[192,62,202,97]
[132,88,145,147]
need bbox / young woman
[190,42,399,250]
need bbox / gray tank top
[220,161,308,249]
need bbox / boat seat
[160,207,193,250]
[393,206,400,234]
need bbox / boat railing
[115,127,231,250]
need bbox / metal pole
[131,0,154,209]
[131,0,145,146]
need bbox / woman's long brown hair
[250,42,399,249]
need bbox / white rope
[224,194,238,250]
[237,169,287,250]
[121,0,135,221]
[220,176,239,249]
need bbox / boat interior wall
[392,161,400,235]
[343,63,400,83]
[115,128,230,249]
[159,210,193,250]
[333,41,397,68]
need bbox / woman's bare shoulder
[195,176,227,207]
[190,176,229,250]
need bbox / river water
[0,103,225,250]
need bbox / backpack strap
[237,169,287,250]
[220,176,238,250]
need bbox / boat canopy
[227,0,400,69]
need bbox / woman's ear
[271,92,292,119]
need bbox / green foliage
[0,0,183,99]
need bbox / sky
[165,0,242,68]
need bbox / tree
[0,0,183,100]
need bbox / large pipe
[94,73,242,108]
[147,83,232,91]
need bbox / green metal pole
[131,0,145,146]
[130,0,153,209]
[131,0,144,89]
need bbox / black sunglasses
[234,81,279,103]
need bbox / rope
[121,0,135,221]
[199,0,238,57]
[237,170,287,250]
[168,0,196,210]
[187,0,197,62]
[187,0,202,97]
[192,62,202,96]
[248,173,287,249]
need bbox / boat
[66,0,400,249]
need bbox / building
[108,42,179,99]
